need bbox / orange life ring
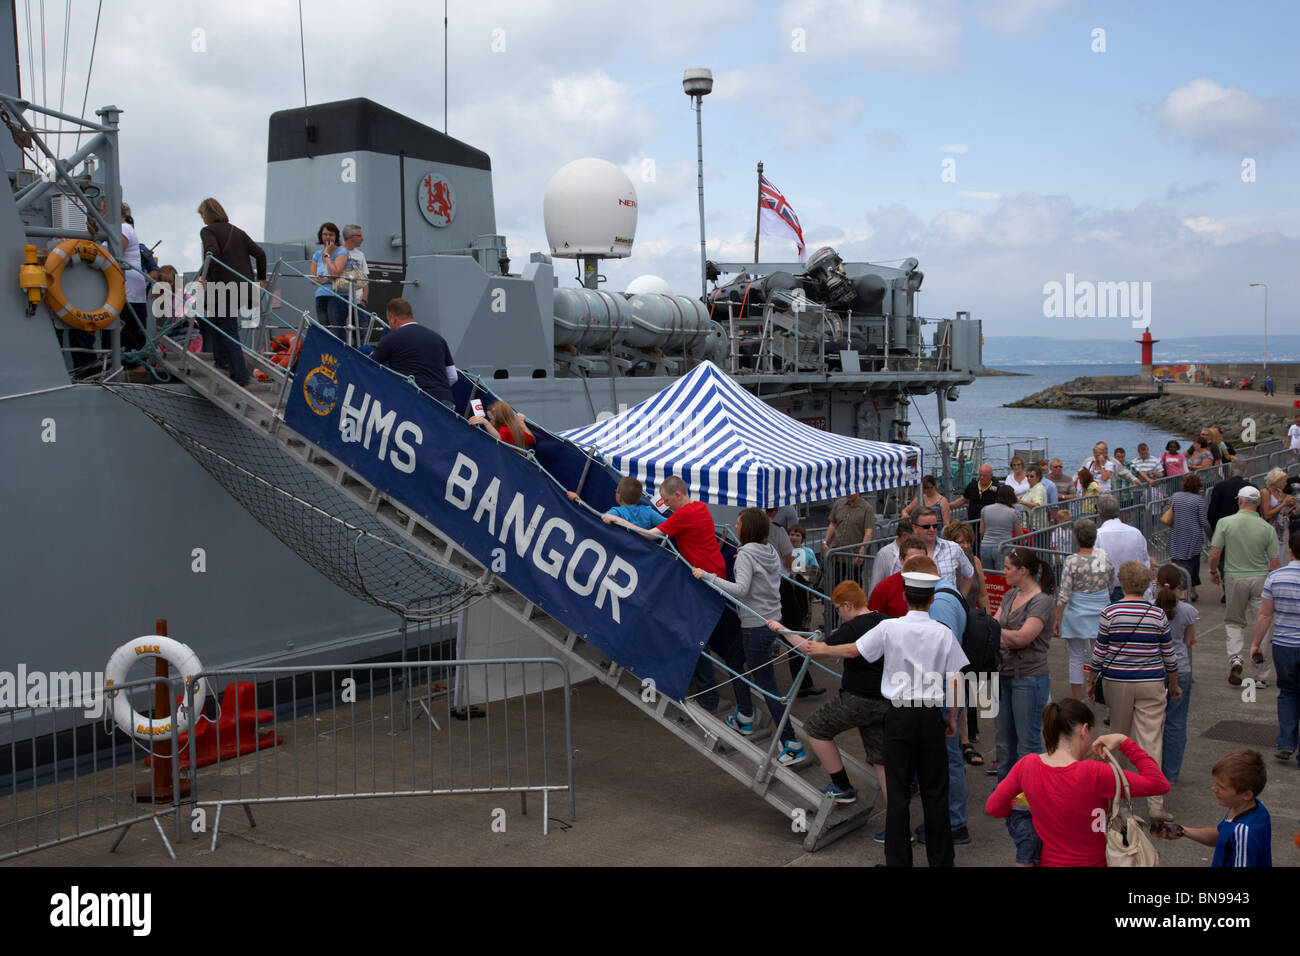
[43,238,127,331]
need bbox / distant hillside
[982,335,1300,366]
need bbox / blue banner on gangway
[284,327,723,700]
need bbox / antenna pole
[444,0,448,134]
[694,96,706,300]
[297,0,308,110]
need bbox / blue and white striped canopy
[561,362,921,507]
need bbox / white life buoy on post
[104,636,206,740]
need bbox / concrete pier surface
[7,573,1298,869]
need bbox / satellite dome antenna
[543,159,638,289]
[683,68,713,300]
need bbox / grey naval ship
[0,5,983,794]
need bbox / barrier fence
[804,439,1295,631]
[2,675,184,862]
[3,658,574,861]
[183,658,575,850]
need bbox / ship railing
[180,659,575,851]
[261,256,390,351]
[2,675,185,862]
[139,253,391,394]
[716,297,968,377]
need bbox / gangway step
[152,338,874,851]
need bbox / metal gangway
[147,299,876,853]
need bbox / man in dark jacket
[1207,461,1252,593]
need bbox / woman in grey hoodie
[693,508,807,766]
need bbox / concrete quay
[7,574,1297,868]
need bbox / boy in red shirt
[868,536,928,617]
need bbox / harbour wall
[1196,361,1300,396]
[1009,375,1296,445]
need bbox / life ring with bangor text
[42,238,126,331]
[104,637,206,740]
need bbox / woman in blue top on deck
[312,222,348,339]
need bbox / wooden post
[136,618,190,802]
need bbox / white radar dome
[544,158,637,259]
[625,275,672,296]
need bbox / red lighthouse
[1136,329,1159,381]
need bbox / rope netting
[104,382,481,624]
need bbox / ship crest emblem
[303,353,341,417]
[417,171,456,228]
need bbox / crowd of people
[77,203,1300,867]
[616,423,1300,868]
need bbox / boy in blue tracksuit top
[567,476,664,530]
[1159,749,1271,866]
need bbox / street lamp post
[1249,282,1268,387]
[683,69,713,301]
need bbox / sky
[14,0,1297,341]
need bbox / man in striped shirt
[1252,531,1300,765]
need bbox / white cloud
[1181,216,1226,236]
[977,0,1069,33]
[933,209,983,243]
[1154,78,1296,152]
[709,68,784,104]
[779,0,962,71]
[959,190,1000,199]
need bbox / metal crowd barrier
[2,675,184,861]
[184,658,575,850]
[3,659,575,861]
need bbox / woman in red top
[470,401,534,449]
[986,699,1169,867]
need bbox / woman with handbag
[986,699,1168,866]
[1261,468,1297,549]
[1087,561,1181,824]
[1166,473,1211,601]
[994,547,1056,863]
[311,221,348,339]
[1054,519,1114,700]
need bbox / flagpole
[754,161,763,265]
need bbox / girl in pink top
[1160,440,1187,477]
[986,699,1169,867]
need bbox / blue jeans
[735,626,798,746]
[944,707,967,830]
[693,607,740,710]
[316,293,347,340]
[208,312,248,385]
[1274,643,1300,755]
[1161,670,1192,782]
[996,674,1050,781]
